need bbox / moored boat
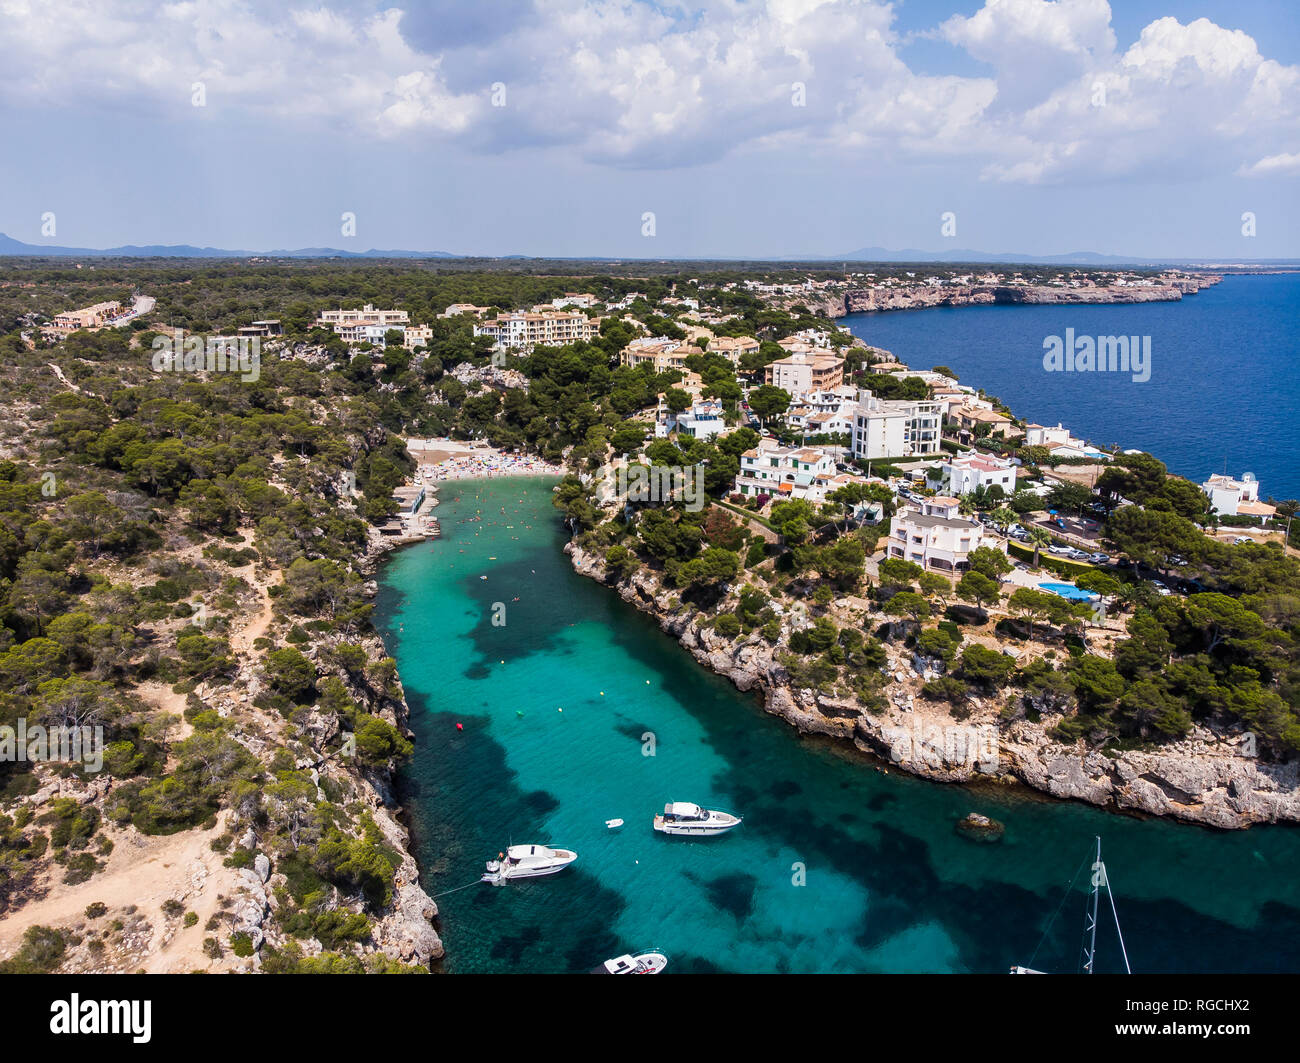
[481,843,577,885]
[592,951,668,974]
[652,802,741,836]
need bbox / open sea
[377,478,1300,974]
[842,272,1300,500]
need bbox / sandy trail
[0,528,274,971]
[0,815,241,973]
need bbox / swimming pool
[1038,581,1100,601]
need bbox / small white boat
[481,844,577,885]
[605,818,624,830]
[653,802,742,836]
[593,952,668,974]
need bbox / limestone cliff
[770,276,1222,319]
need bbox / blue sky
[0,0,1296,259]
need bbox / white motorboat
[481,844,578,885]
[592,951,668,974]
[605,818,624,829]
[652,802,741,836]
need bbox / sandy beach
[405,438,564,483]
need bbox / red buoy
[456,722,463,731]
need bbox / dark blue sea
[842,273,1300,500]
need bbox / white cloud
[0,0,1295,185]
[1238,152,1300,178]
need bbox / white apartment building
[1202,472,1276,520]
[552,293,598,309]
[851,391,943,461]
[316,304,410,328]
[473,310,599,351]
[887,497,995,573]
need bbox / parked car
[1066,549,1091,561]
[1234,536,1255,545]
[1089,552,1110,564]
[1048,544,1072,555]
[1151,580,1172,596]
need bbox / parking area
[1030,513,1104,545]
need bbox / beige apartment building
[708,335,760,364]
[48,301,123,334]
[620,338,704,372]
[765,351,845,393]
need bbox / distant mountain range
[0,231,1294,267]
[0,233,457,259]
[824,246,1300,267]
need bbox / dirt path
[0,526,276,971]
[0,815,241,973]
[231,568,274,658]
[48,362,81,393]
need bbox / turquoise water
[376,478,1300,973]
[843,273,1300,499]
[1039,583,1099,601]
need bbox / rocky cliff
[772,276,1221,319]
[566,541,1298,830]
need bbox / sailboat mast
[1082,835,1102,974]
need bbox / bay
[377,477,1300,974]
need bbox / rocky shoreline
[775,275,1222,320]
[565,541,1299,831]
[358,525,445,966]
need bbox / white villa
[886,497,997,573]
[1023,422,1110,462]
[657,399,724,440]
[932,452,1018,497]
[735,438,836,501]
[1202,473,1276,521]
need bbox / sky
[0,0,1297,260]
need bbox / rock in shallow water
[956,812,1005,841]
